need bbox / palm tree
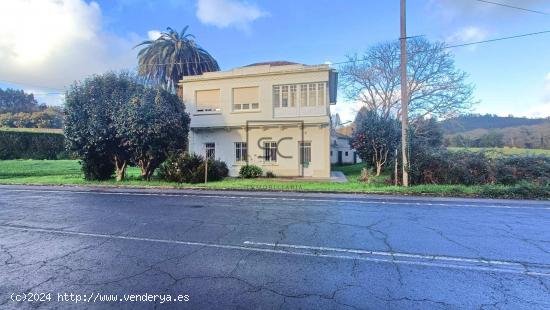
[135,26,220,91]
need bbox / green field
[0,127,63,134]
[448,147,550,156]
[0,160,547,199]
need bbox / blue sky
[1,0,549,121]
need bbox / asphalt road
[0,185,549,309]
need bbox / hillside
[443,115,550,149]
[441,114,548,134]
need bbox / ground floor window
[264,141,277,162]
[205,142,215,159]
[235,142,247,162]
[300,142,311,164]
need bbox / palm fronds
[135,26,220,92]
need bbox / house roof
[244,61,300,67]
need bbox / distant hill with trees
[442,114,550,149]
[0,88,63,129]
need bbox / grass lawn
[448,147,550,157]
[1,159,545,199]
[0,127,63,134]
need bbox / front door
[338,151,343,165]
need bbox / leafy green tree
[410,117,444,149]
[0,88,44,114]
[116,87,190,180]
[0,107,63,129]
[351,107,401,176]
[64,72,139,180]
[476,131,505,148]
[135,26,220,91]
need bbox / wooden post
[400,0,410,187]
[204,157,208,184]
[394,148,398,186]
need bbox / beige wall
[180,65,332,128]
[181,64,334,179]
[190,125,331,178]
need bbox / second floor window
[274,83,326,108]
[233,87,259,111]
[196,89,220,112]
[235,142,247,162]
[205,143,215,159]
[264,141,277,162]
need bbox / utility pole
[400,0,410,187]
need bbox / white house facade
[179,62,338,178]
[330,132,361,165]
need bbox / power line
[0,79,65,94]
[3,29,550,90]
[443,29,550,49]
[475,0,549,15]
[332,29,550,66]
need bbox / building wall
[181,64,335,179]
[190,125,331,178]
[180,65,333,128]
[330,136,361,164]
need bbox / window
[233,87,259,111]
[264,141,277,162]
[300,142,311,164]
[196,89,220,112]
[345,151,349,156]
[308,84,317,106]
[289,85,297,107]
[273,86,280,108]
[274,83,327,108]
[205,143,215,159]
[281,85,289,107]
[235,142,247,162]
[330,151,333,156]
[317,83,325,106]
[300,84,308,107]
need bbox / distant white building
[330,131,361,165]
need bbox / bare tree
[340,38,476,121]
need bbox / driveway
[0,185,549,309]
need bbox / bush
[81,153,115,180]
[408,150,493,185]
[265,171,276,178]
[64,72,190,181]
[239,165,263,178]
[0,130,67,160]
[358,168,371,183]
[0,107,63,129]
[158,152,228,183]
[200,159,229,182]
[481,182,550,199]
[494,155,550,186]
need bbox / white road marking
[1,188,548,210]
[2,225,549,277]
[243,241,520,266]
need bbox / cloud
[330,100,364,123]
[446,26,488,50]
[0,0,140,90]
[147,30,162,40]
[196,0,267,30]
[525,73,550,118]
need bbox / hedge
[0,130,67,160]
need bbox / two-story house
[179,61,338,178]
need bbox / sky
[0,0,549,122]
